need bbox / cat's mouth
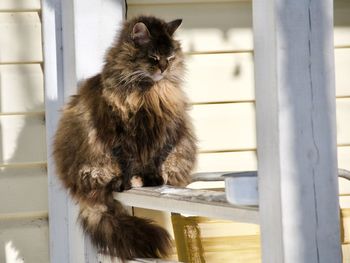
[151,73,164,82]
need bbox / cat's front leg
[161,135,197,187]
[79,165,120,192]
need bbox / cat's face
[120,17,184,86]
[106,16,183,89]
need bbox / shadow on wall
[0,9,49,262]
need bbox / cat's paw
[130,175,143,188]
[80,166,114,190]
[143,173,164,187]
[109,176,126,192]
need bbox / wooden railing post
[253,0,342,262]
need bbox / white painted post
[253,0,342,262]
[43,0,126,262]
[42,1,70,263]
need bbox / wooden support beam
[253,0,341,262]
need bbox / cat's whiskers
[117,70,148,87]
[118,70,144,83]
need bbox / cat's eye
[149,55,159,62]
[167,55,176,61]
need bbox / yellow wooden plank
[0,13,42,63]
[0,166,47,215]
[0,115,46,164]
[0,64,44,113]
[0,0,40,11]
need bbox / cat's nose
[159,59,168,73]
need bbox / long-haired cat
[53,16,197,260]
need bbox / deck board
[114,186,259,224]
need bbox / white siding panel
[0,64,44,113]
[195,151,257,173]
[337,99,350,146]
[195,147,348,175]
[183,50,348,103]
[183,50,348,104]
[0,0,40,11]
[0,218,49,263]
[185,53,254,103]
[335,49,350,97]
[190,99,349,153]
[0,13,42,63]
[190,103,256,152]
[128,2,253,53]
[0,115,46,164]
[0,167,47,214]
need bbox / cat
[53,15,197,261]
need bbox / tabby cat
[53,16,197,260]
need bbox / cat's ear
[132,22,151,45]
[166,19,182,36]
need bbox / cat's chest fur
[109,81,184,167]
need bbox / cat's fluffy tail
[78,200,171,261]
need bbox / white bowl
[223,171,258,206]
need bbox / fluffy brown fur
[53,16,197,261]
